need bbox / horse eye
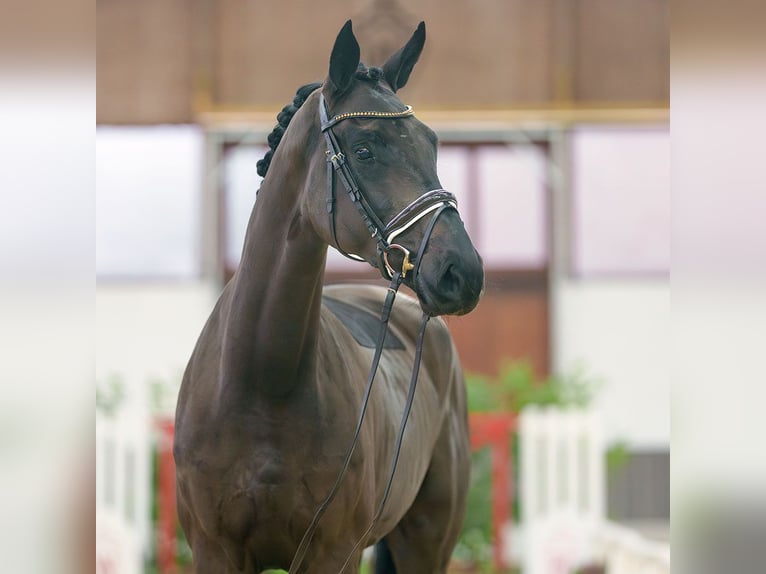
[355,147,373,161]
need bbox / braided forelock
[354,63,384,82]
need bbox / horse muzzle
[414,246,484,316]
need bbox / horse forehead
[352,117,426,142]
[354,89,435,142]
[346,82,401,111]
[337,85,434,147]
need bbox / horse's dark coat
[174,20,484,574]
[322,296,405,350]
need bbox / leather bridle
[288,93,461,574]
[318,92,458,281]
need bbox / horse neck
[221,107,327,398]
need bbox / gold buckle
[384,244,415,279]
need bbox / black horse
[174,20,484,573]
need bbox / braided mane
[256,65,385,178]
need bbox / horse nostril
[437,263,463,297]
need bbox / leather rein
[287,94,459,573]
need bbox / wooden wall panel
[97,0,193,124]
[400,0,554,106]
[213,0,553,108]
[215,0,355,105]
[96,0,669,122]
[574,0,669,101]
[445,288,549,378]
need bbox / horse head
[302,20,484,316]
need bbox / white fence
[514,407,670,574]
[596,522,670,574]
[517,407,604,574]
[96,410,152,573]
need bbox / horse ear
[327,20,360,96]
[382,21,426,93]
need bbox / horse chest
[212,409,366,513]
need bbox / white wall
[97,126,203,279]
[552,279,670,450]
[96,281,219,413]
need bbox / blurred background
[95,1,669,572]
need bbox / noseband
[288,94,463,573]
[318,93,457,281]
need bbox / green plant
[148,371,184,415]
[453,448,494,571]
[456,360,602,571]
[465,360,600,414]
[606,439,631,475]
[96,374,125,417]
